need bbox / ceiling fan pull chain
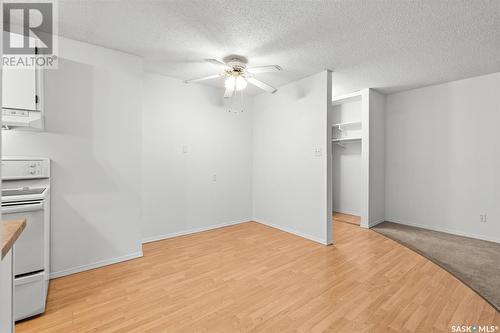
[228,90,234,113]
[240,90,244,113]
[232,79,238,114]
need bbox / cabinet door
[0,250,14,333]
[2,67,37,111]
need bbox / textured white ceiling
[56,0,500,95]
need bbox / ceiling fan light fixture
[185,56,280,97]
[225,76,247,91]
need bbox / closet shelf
[332,91,363,106]
[332,137,362,143]
[332,121,361,129]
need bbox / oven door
[1,200,45,276]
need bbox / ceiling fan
[184,55,282,98]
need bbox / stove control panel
[1,158,50,180]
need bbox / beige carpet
[372,221,500,311]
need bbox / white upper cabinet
[1,34,44,130]
[2,66,38,111]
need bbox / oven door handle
[1,202,44,214]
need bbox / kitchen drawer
[14,272,46,321]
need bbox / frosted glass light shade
[225,76,247,91]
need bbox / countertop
[1,219,26,259]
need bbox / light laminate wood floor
[333,212,361,226]
[17,221,499,332]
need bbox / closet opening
[330,91,364,231]
[327,88,385,243]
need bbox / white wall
[0,4,3,247]
[253,71,331,245]
[331,100,362,124]
[0,9,10,330]
[141,73,253,242]
[385,72,500,242]
[368,89,385,226]
[2,37,144,277]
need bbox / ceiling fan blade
[247,77,277,94]
[184,73,222,84]
[247,65,282,73]
[205,59,229,68]
[224,87,234,98]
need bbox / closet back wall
[141,74,253,242]
[332,143,362,216]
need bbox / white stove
[1,156,51,321]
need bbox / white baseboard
[253,218,328,245]
[50,251,143,279]
[368,218,385,228]
[333,209,361,217]
[141,218,251,244]
[386,218,500,244]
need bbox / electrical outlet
[212,174,217,182]
[480,214,487,223]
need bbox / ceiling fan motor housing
[223,55,248,75]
